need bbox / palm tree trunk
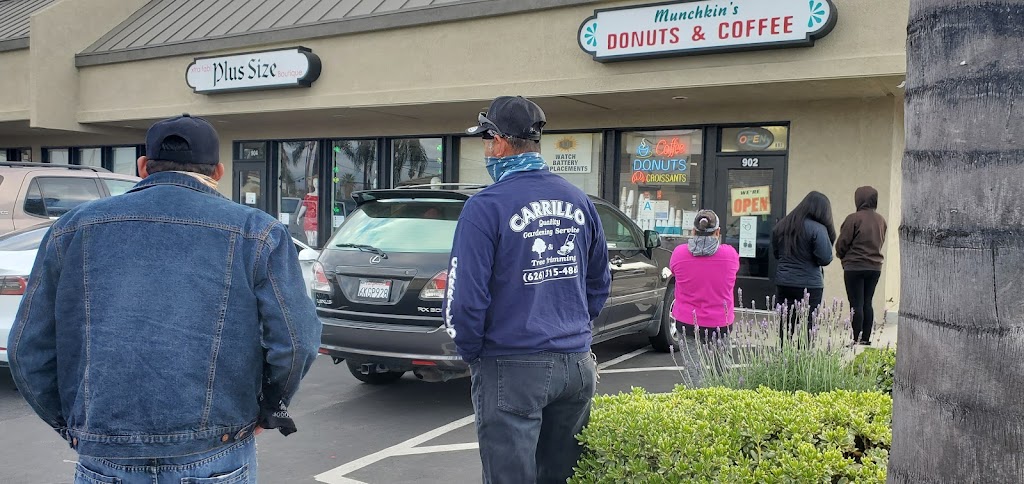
[890,1,1024,482]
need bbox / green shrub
[850,347,896,394]
[677,295,875,394]
[572,387,892,483]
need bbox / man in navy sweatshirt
[444,96,611,483]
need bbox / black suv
[315,185,677,384]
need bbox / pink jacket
[670,244,740,328]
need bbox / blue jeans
[73,436,257,484]
[470,351,597,484]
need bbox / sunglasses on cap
[475,112,504,140]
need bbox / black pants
[776,285,824,343]
[676,323,732,343]
[844,270,881,343]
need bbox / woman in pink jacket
[670,210,741,340]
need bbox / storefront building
[0,0,907,312]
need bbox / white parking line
[597,346,651,370]
[600,366,689,374]
[314,346,655,483]
[394,443,480,456]
[313,415,476,484]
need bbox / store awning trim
[76,0,599,66]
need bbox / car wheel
[345,360,406,384]
[649,281,679,353]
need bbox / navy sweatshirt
[443,169,611,363]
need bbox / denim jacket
[7,172,322,459]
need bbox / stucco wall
[75,0,909,123]
[0,49,30,122]
[30,0,149,131]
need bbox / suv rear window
[102,178,137,196]
[328,200,462,254]
[24,177,103,218]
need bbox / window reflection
[393,138,443,187]
[279,141,321,247]
[112,147,138,175]
[332,140,378,229]
[47,149,70,164]
[78,148,102,168]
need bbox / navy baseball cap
[145,113,220,165]
[467,96,547,141]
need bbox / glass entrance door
[233,161,268,213]
[713,155,787,309]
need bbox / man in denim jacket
[8,114,322,483]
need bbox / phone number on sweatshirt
[523,263,580,284]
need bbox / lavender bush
[672,290,877,394]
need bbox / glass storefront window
[278,141,321,247]
[458,133,603,196]
[721,126,789,152]
[112,147,138,175]
[20,148,31,162]
[47,148,70,164]
[620,129,704,234]
[393,138,443,187]
[0,151,6,162]
[331,139,378,230]
[78,148,103,168]
[458,137,488,185]
[723,168,776,279]
[239,168,264,209]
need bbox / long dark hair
[772,191,836,257]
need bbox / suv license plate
[356,280,392,301]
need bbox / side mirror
[644,230,661,249]
[298,248,320,262]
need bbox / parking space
[0,333,694,483]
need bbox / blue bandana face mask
[484,151,547,182]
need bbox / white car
[0,221,51,367]
[293,238,320,297]
[0,221,319,366]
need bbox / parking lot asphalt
[0,333,692,484]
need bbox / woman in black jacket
[772,191,836,341]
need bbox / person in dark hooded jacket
[836,186,888,345]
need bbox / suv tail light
[419,271,447,300]
[0,276,28,296]
[312,262,333,294]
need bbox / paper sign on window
[637,200,670,222]
[739,216,757,258]
[730,185,771,216]
[542,134,594,174]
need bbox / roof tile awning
[77,0,598,66]
[0,0,56,52]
